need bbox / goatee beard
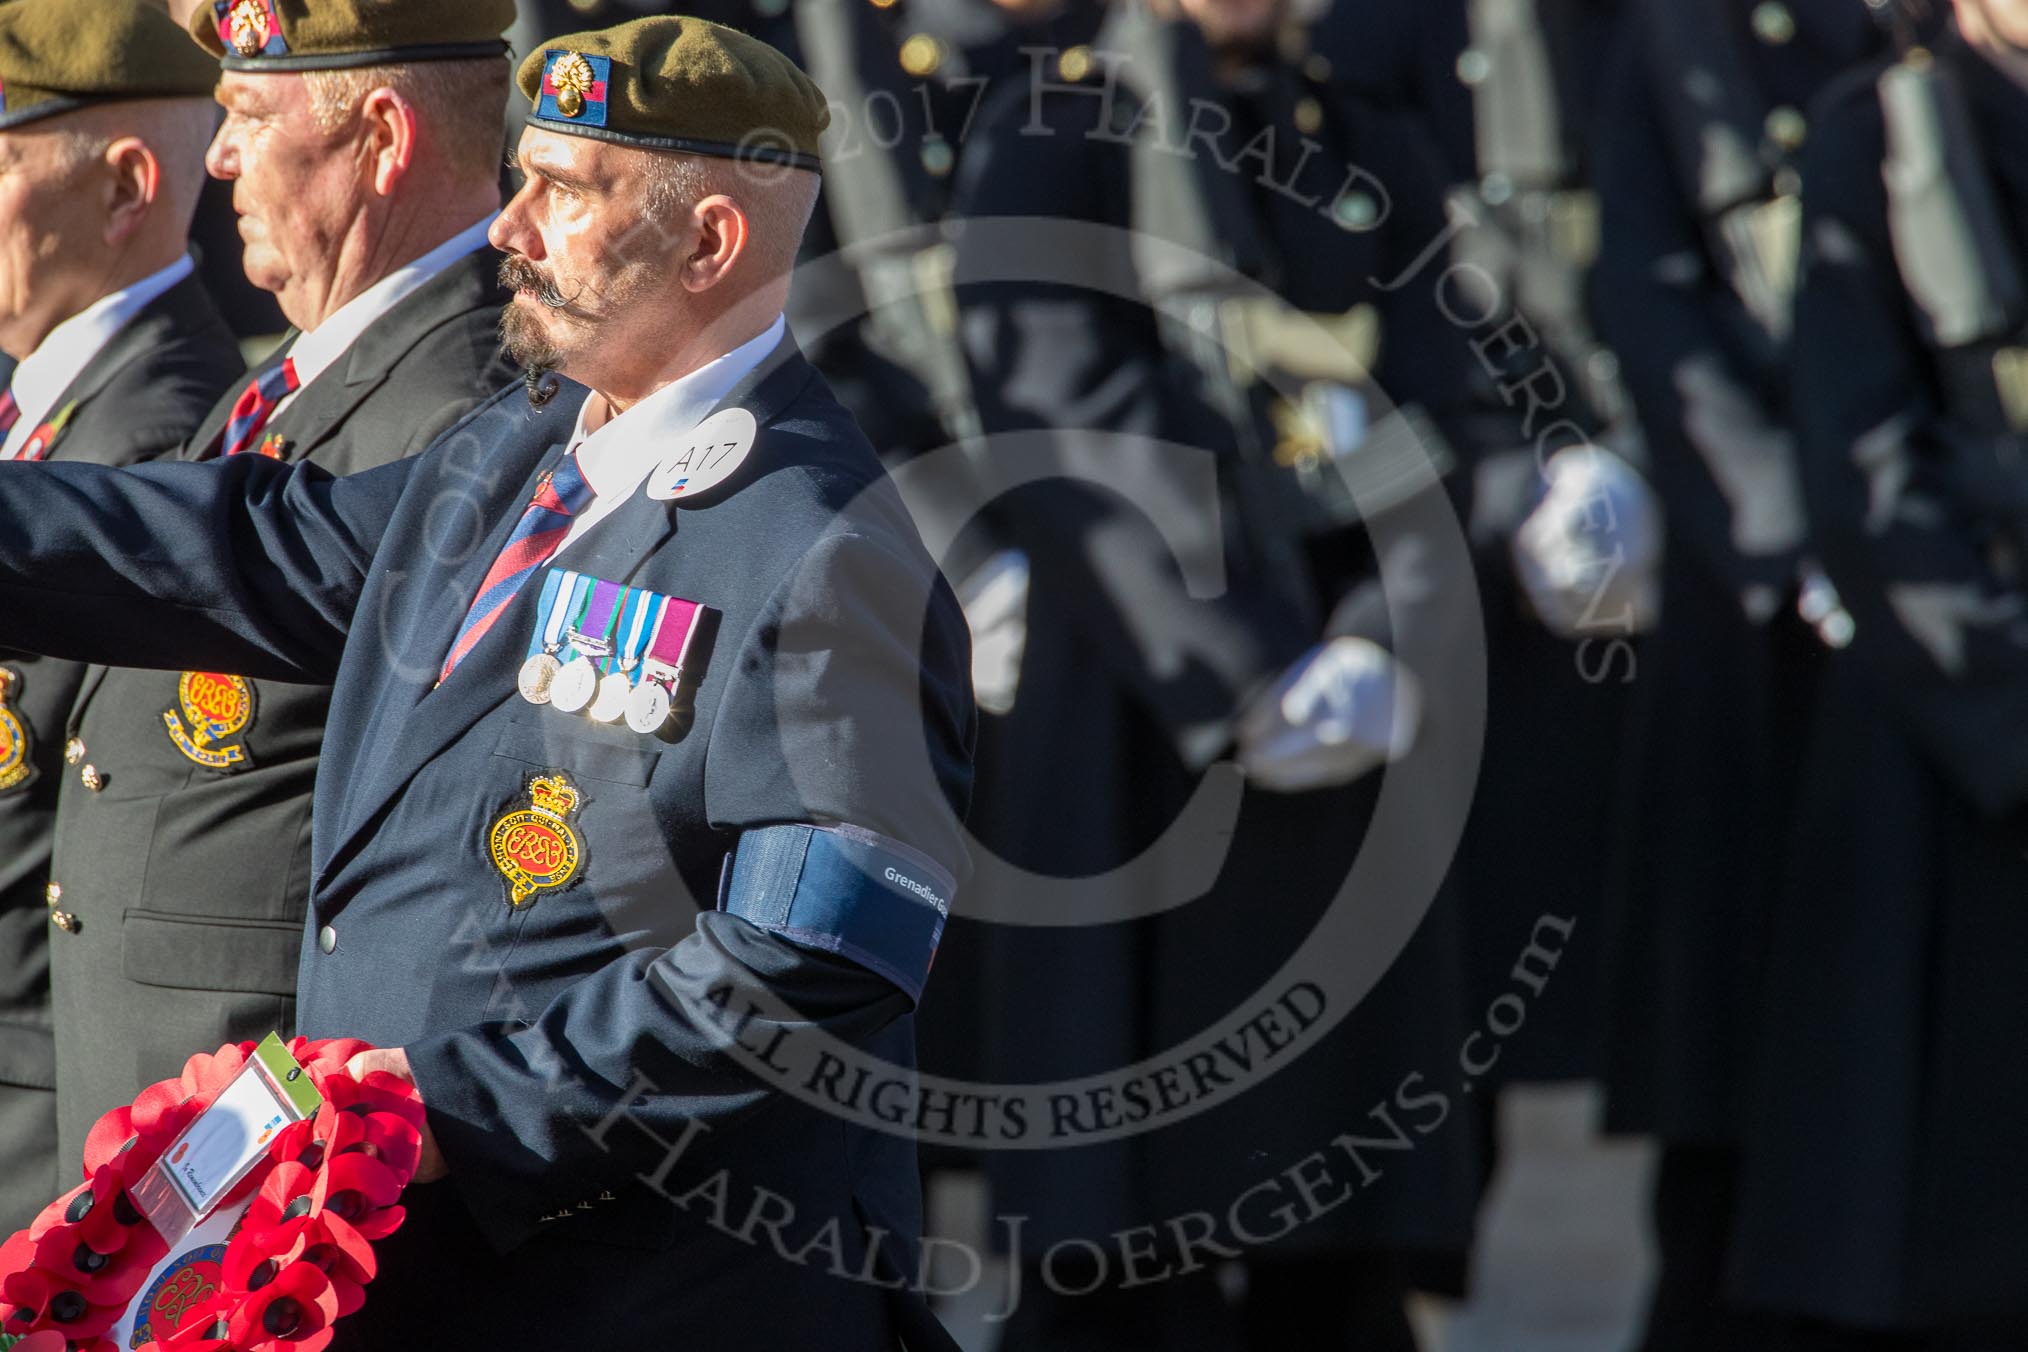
[500,303,565,405]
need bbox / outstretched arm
[0,452,414,683]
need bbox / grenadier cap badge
[219,0,286,58]
[489,772,586,908]
[540,50,608,124]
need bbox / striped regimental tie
[220,358,300,458]
[438,453,595,683]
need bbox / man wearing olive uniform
[42,0,517,1161]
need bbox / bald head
[0,95,216,358]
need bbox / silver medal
[517,652,562,705]
[589,671,633,724]
[626,680,673,734]
[550,655,599,713]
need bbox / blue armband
[719,823,955,1004]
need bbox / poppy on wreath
[0,1039,424,1352]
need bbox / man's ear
[103,137,160,247]
[681,195,749,293]
[358,86,419,197]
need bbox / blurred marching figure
[1332,0,1649,1100]
[1728,0,2028,1347]
[781,0,1110,1173]
[933,0,1623,1340]
[1586,1,1891,1348]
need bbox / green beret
[517,16,829,172]
[0,0,217,132]
[189,0,515,73]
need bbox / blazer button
[44,881,61,907]
[318,925,337,955]
[79,764,104,792]
[51,910,78,933]
[63,738,85,766]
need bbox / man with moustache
[39,0,516,1166]
[0,14,972,1348]
[0,0,243,1234]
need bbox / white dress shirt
[270,214,498,419]
[2,254,196,460]
[553,312,786,559]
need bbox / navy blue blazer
[0,340,975,1349]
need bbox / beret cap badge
[226,0,275,57]
[551,52,595,118]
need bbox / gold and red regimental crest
[227,0,273,56]
[489,773,585,908]
[0,668,32,793]
[162,672,255,771]
[128,1242,226,1350]
[550,52,595,118]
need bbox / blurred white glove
[1236,637,1423,794]
[959,549,1029,716]
[1511,447,1663,638]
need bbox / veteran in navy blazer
[0,15,974,1350]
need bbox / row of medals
[519,636,674,735]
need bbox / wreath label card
[129,1035,323,1244]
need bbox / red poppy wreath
[0,1037,422,1352]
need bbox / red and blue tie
[0,389,19,439]
[221,358,299,458]
[438,454,595,683]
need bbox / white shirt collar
[276,213,497,412]
[552,313,786,559]
[2,254,196,460]
[570,312,786,499]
